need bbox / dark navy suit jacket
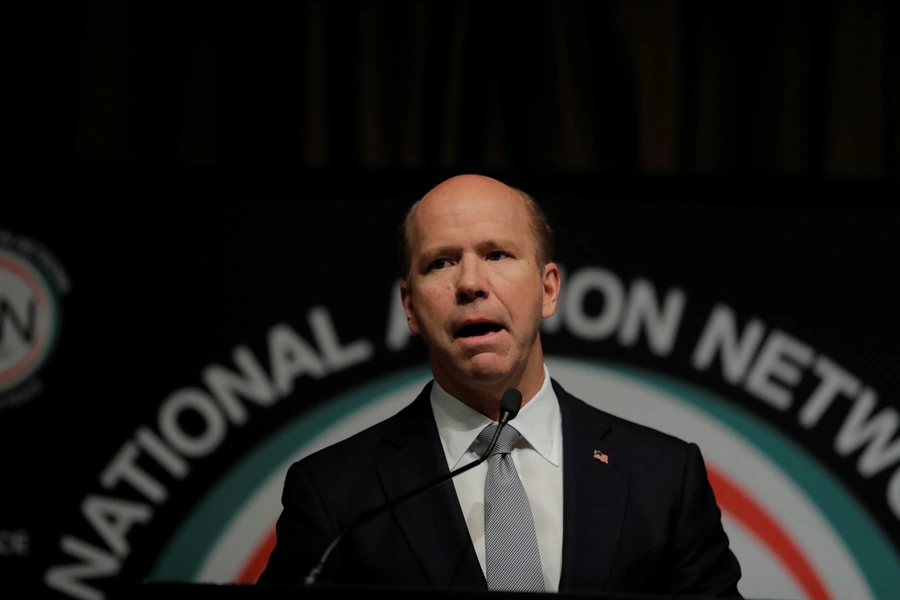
[258,380,742,596]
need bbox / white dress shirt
[430,365,563,591]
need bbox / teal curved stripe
[149,365,432,581]
[150,357,900,599]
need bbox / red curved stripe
[236,528,277,584]
[707,465,831,600]
[238,467,833,599]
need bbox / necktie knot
[478,423,521,456]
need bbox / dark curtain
[11,0,899,176]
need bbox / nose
[456,253,489,303]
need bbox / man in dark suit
[258,175,742,596]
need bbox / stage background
[4,1,900,599]
[3,169,898,600]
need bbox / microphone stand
[304,388,522,586]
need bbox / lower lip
[456,329,505,344]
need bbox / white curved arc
[197,359,873,600]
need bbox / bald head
[400,175,554,281]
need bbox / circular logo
[0,247,59,394]
[150,358,900,600]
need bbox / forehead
[409,180,532,249]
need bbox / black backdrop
[6,1,900,596]
[2,166,898,598]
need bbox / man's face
[400,176,560,393]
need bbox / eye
[429,258,452,271]
[486,251,510,261]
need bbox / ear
[400,279,421,335]
[540,262,561,319]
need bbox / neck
[432,352,545,421]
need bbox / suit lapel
[556,381,630,592]
[375,383,486,589]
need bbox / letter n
[45,535,120,600]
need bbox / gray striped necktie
[477,423,545,592]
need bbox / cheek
[416,290,451,323]
[499,276,544,307]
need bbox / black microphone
[304,387,524,586]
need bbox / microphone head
[500,388,523,421]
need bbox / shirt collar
[430,364,562,469]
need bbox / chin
[457,355,515,386]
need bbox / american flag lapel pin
[593,450,609,464]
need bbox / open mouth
[455,322,504,338]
